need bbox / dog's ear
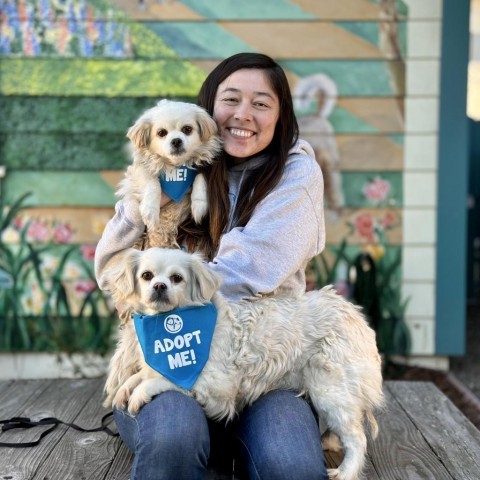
[127,118,152,149]
[104,249,140,303]
[188,253,221,303]
[195,109,218,142]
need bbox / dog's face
[127,99,220,169]
[106,248,221,315]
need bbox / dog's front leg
[190,173,208,223]
[139,176,162,231]
[112,372,144,411]
[127,376,183,415]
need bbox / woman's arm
[94,193,171,291]
[209,153,325,301]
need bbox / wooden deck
[1,379,480,479]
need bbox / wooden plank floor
[1,379,480,480]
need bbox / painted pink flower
[363,177,390,203]
[27,220,50,243]
[74,279,97,297]
[13,217,24,230]
[354,213,377,243]
[81,244,96,262]
[381,211,397,229]
[53,223,73,244]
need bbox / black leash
[0,412,118,448]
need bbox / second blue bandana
[133,303,217,390]
[159,166,197,203]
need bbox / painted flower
[27,220,50,243]
[53,222,73,244]
[363,177,390,203]
[364,244,385,261]
[380,210,397,229]
[81,244,96,262]
[354,212,377,243]
[40,254,60,279]
[63,261,83,280]
[74,278,97,297]
[1,226,20,244]
[13,216,24,230]
[92,215,110,236]
[21,284,46,315]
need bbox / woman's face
[213,69,280,162]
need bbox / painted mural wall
[1,0,440,356]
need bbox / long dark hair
[178,53,299,258]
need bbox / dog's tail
[365,410,379,439]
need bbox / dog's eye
[157,129,168,137]
[170,274,183,284]
[181,125,193,135]
[141,271,154,281]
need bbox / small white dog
[117,99,222,249]
[104,248,384,480]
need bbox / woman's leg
[234,390,328,480]
[113,391,210,480]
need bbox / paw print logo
[164,314,183,334]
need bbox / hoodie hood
[288,139,316,159]
[225,139,316,232]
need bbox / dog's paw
[127,389,152,415]
[140,202,160,230]
[112,387,130,411]
[191,198,208,224]
[327,468,343,480]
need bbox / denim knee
[235,390,328,480]
[114,391,210,480]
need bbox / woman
[95,52,327,480]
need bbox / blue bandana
[159,167,197,203]
[133,304,217,390]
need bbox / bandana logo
[159,166,197,203]
[134,304,217,390]
[164,314,183,334]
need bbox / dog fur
[104,247,384,480]
[117,99,222,249]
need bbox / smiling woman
[213,69,280,160]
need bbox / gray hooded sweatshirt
[94,139,325,302]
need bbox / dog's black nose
[171,138,183,149]
[153,282,167,291]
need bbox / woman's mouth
[228,128,254,138]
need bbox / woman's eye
[181,125,193,135]
[170,274,183,284]
[157,128,168,137]
[141,271,154,281]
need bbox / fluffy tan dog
[118,99,222,249]
[104,248,384,480]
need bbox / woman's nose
[234,102,252,121]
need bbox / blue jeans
[113,389,328,480]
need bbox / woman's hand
[160,192,172,207]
